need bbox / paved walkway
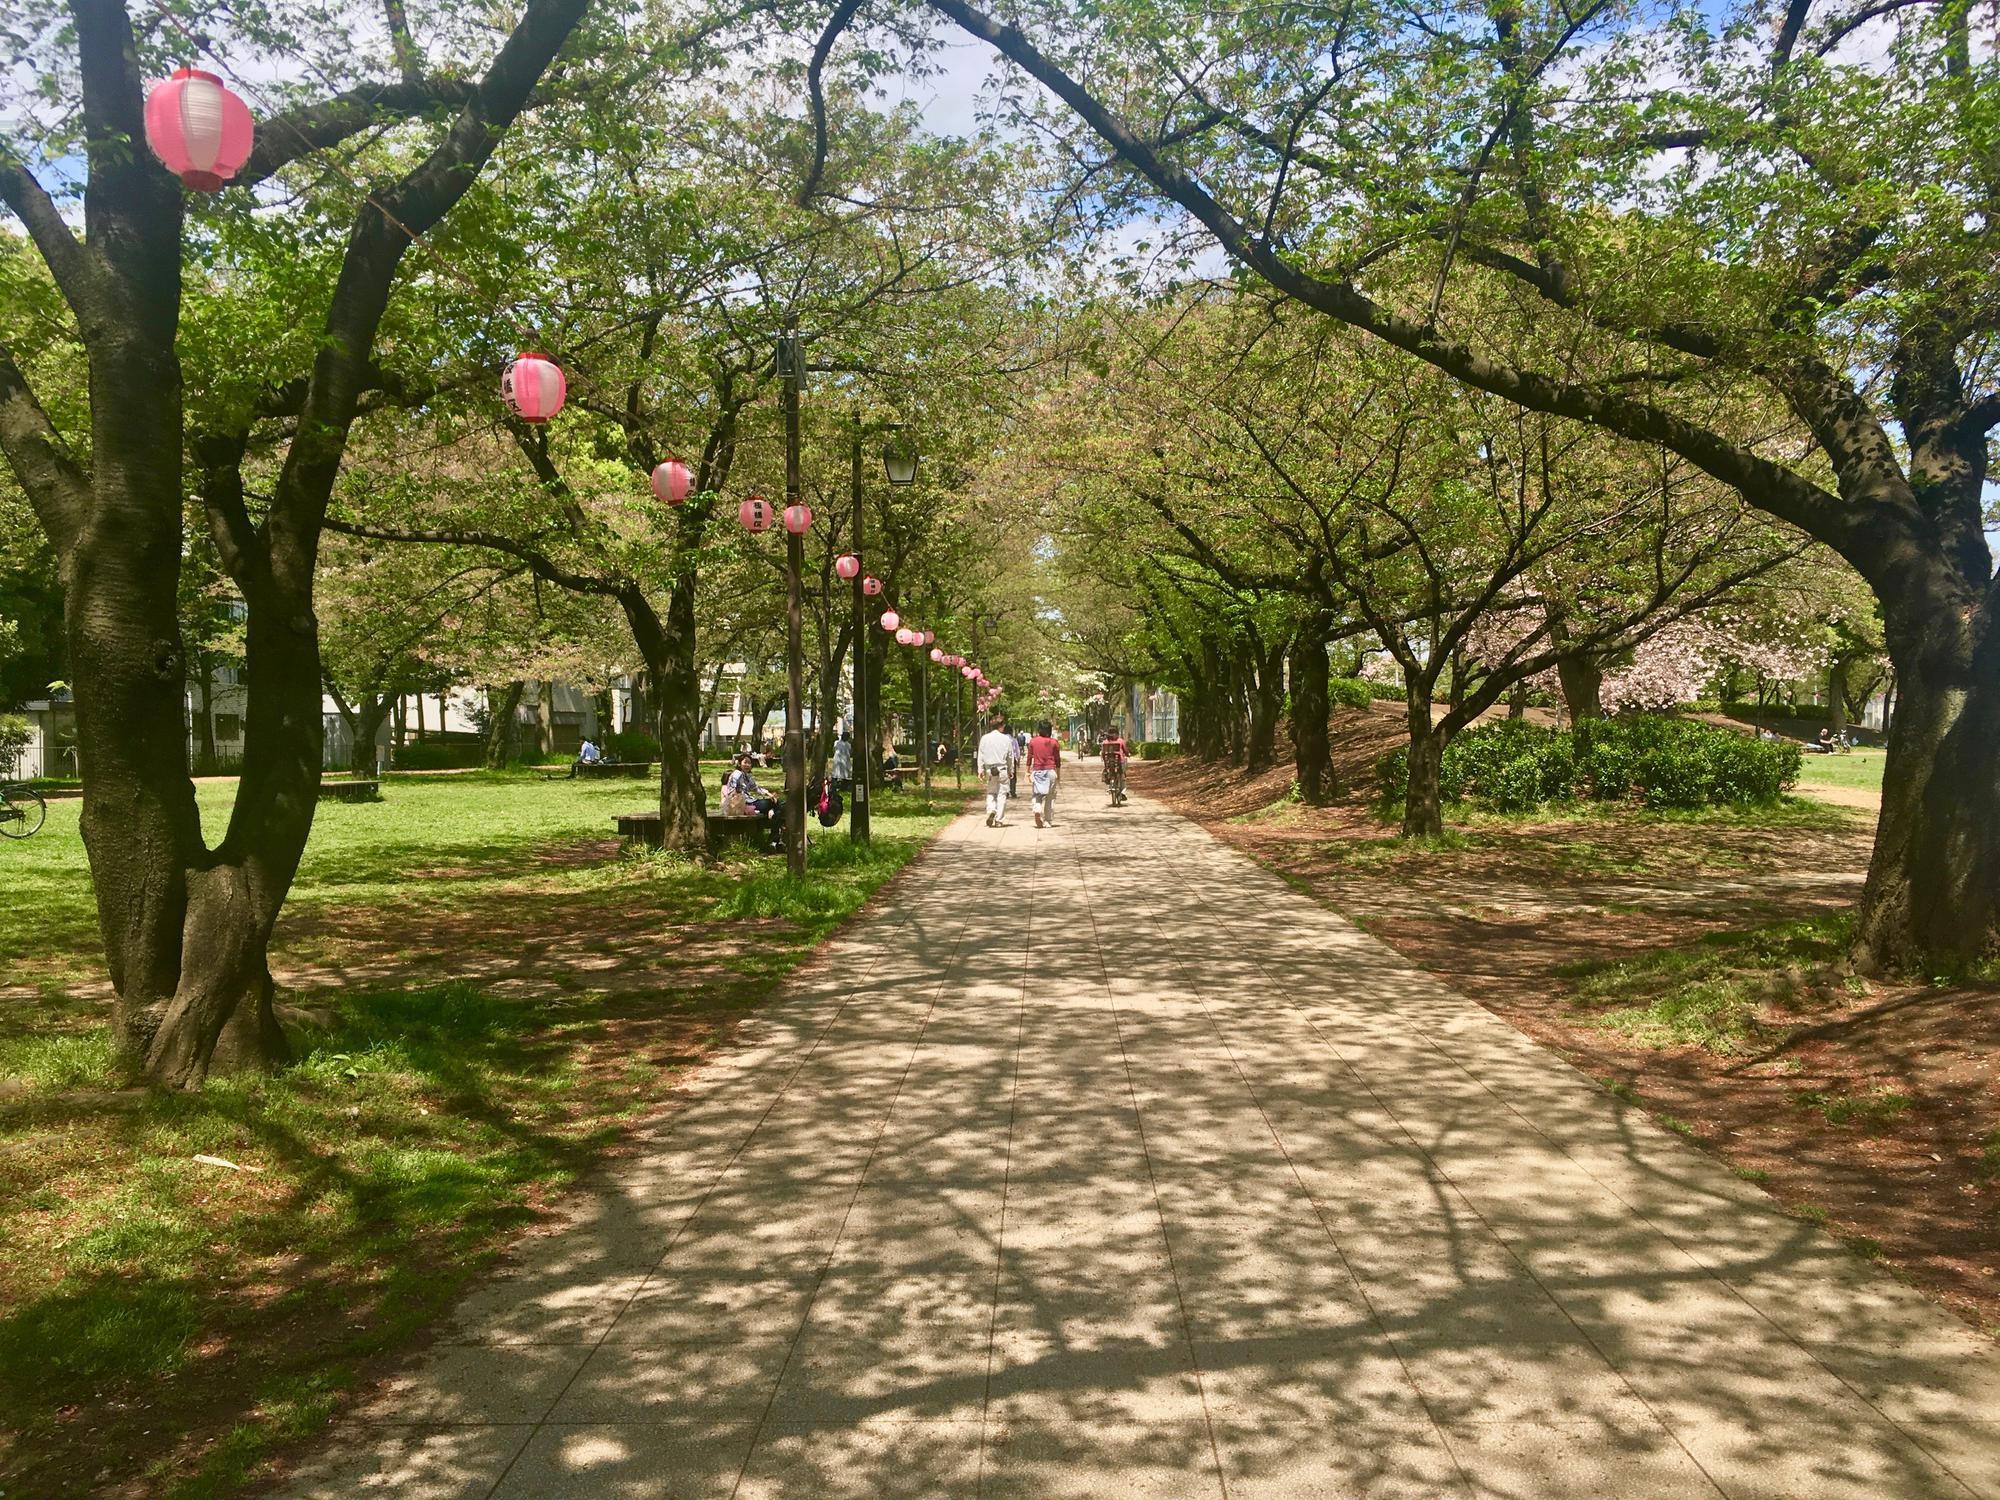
[286,790,2000,1499]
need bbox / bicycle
[0,782,47,839]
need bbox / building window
[215,714,242,741]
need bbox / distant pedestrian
[1028,719,1061,828]
[977,713,1017,827]
[831,730,853,792]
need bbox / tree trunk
[1555,654,1603,724]
[1508,680,1527,720]
[1853,606,2000,970]
[647,581,707,854]
[536,682,554,755]
[1401,698,1445,838]
[196,655,216,771]
[484,681,524,769]
[351,696,389,774]
[414,688,426,742]
[1828,661,1849,736]
[1288,621,1334,804]
[1247,636,1287,773]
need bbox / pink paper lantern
[739,495,774,533]
[835,554,861,580]
[501,353,566,423]
[929,647,945,662]
[783,503,813,535]
[145,69,254,191]
[861,576,884,597]
[880,609,902,632]
[921,630,934,645]
[651,459,693,505]
[896,626,916,645]
[961,665,976,679]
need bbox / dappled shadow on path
[280,800,2000,1500]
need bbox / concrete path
[284,790,2000,1499]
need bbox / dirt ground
[1131,706,2000,1334]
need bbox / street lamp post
[847,419,870,845]
[778,328,807,877]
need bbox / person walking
[830,729,853,794]
[1005,718,1021,800]
[1027,718,1061,828]
[976,713,1017,827]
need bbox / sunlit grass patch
[0,779,960,1498]
[1559,913,1851,1054]
[1794,1086,1913,1129]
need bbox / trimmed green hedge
[1328,677,1374,710]
[603,728,659,762]
[1375,715,1801,812]
[390,739,485,770]
[1136,741,1180,760]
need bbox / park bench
[703,811,771,857]
[577,760,651,779]
[613,808,775,858]
[318,778,380,803]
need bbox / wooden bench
[577,760,651,779]
[614,809,775,858]
[614,810,664,847]
[704,811,772,858]
[318,778,380,803]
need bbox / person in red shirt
[1027,719,1062,828]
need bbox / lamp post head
[882,437,918,486]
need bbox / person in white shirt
[830,730,853,790]
[976,714,1018,827]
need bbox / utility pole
[917,648,930,801]
[779,327,808,876]
[848,416,870,844]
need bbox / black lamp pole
[779,329,807,877]
[848,417,870,845]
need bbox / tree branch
[0,158,90,306]
[0,343,90,549]
[923,0,1870,562]
[799,0,867,206]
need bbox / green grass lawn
[1793,746,1887,794]
[0,772,962,1499]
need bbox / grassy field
[0,773,961,1498]
[1793,746,1887,794]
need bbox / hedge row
[1375,715,1802,812]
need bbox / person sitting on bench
[568,737,603,778]
[721,752,783,846]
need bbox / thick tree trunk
[350,697,389,774]
[1555,654,1603,724]
[1828,661,1849,736]
[1401,699,1445,838]
[1854,606,2000,970]
[1508,680,1527,720]
[484,681,524,768]
[1287,622,1334,804]
[648,582,707,854]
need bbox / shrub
[1327,677,1373,711]
[0,714,29,775]
[1137,741,1180,760]
[1575,716,1800,808]
[603,728,659,762]
[390,739,485,770]
[1374,714,1799,813]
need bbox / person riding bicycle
[1100,727,1130,806]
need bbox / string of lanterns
[137,62,1007,707]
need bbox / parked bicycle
[0,782,46,839]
